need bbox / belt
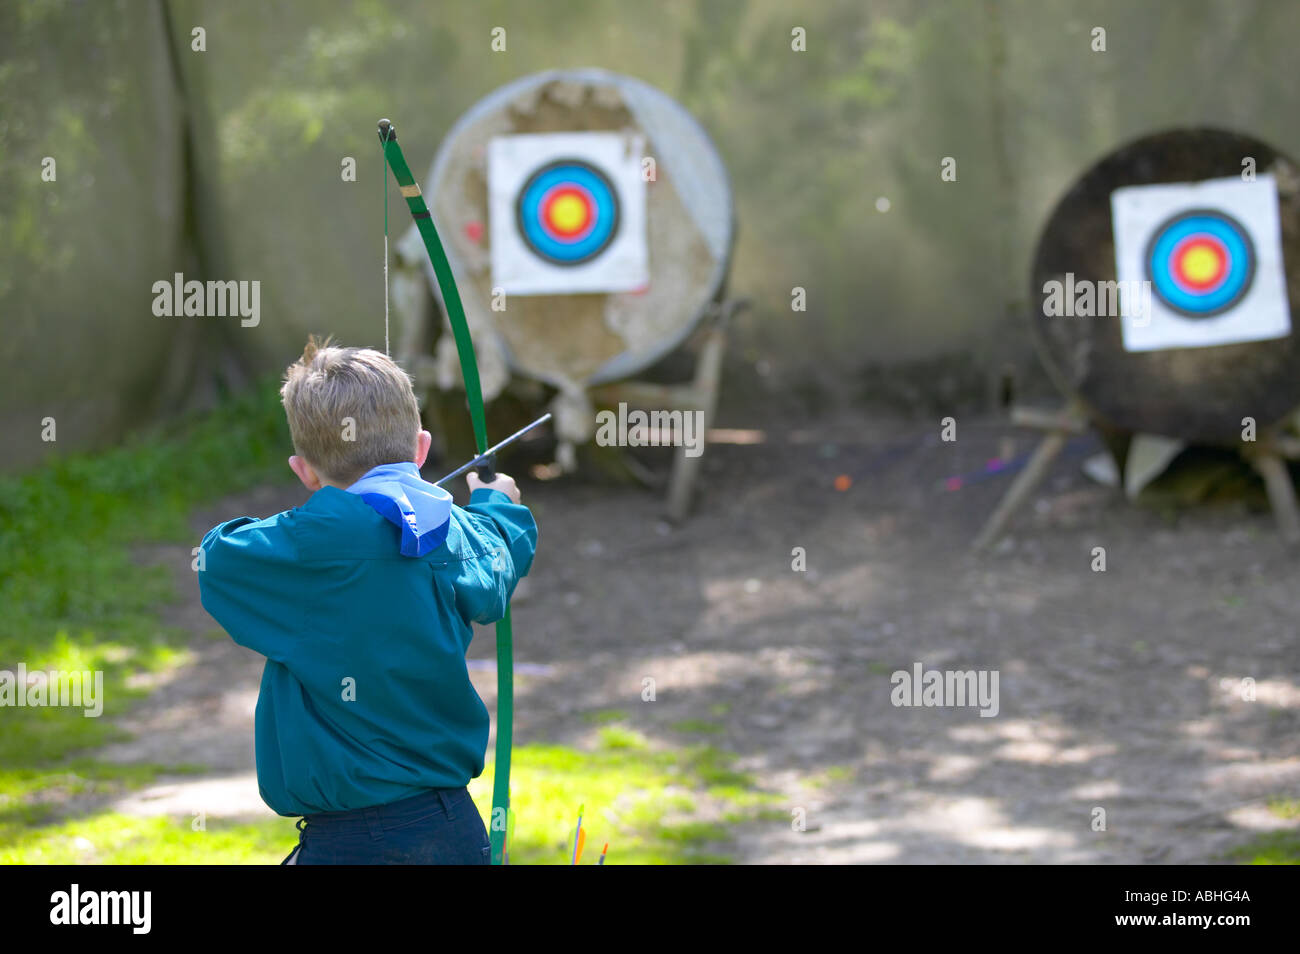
[298,788,463,838]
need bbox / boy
[198,336,537,865]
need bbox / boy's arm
[197,517,301,662]
[452,487,539,625]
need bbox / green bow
[378,119,514,865]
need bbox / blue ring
[516,161,620,266]
[1144,209,1256,318]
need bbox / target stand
[587,296,745,521]
[973,402,1300,548]
[975,128,1300,549]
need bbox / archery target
[489,132,648,295]
[1111,174,1290,352]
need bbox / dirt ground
[109,405,1300,863]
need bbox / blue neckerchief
[345,462,452,557]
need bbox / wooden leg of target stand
[972,402,1086,552]
[1246,451,1300,545]
[972,430,1069,551]
[666,300,741,522]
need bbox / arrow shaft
[435,413,552,487]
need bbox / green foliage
[0,376,289,768]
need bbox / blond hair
[280,335,420,486]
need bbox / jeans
[281,787,491,865]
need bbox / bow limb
[378,119,513,866]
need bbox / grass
[5,813,300,865]
[466,728,780,865]
[0,376,291,763]
[1227,832,1300,865]
[0,375,291,845]
[1266,798,1300,820]
[670,719,725,735]
[0,761,199,838]
[1223,798,1300,865]
[3,731,779,864]
[805,764,856,789]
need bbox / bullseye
[515,160,620,266]
[1170,234,1228,292]
[540,185,596,239]
[1144,209,1255,318]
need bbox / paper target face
[489,132,648,295]
[1111,174,1290,352]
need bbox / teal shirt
[198,485,537,816]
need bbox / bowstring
[381,131,391,356]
